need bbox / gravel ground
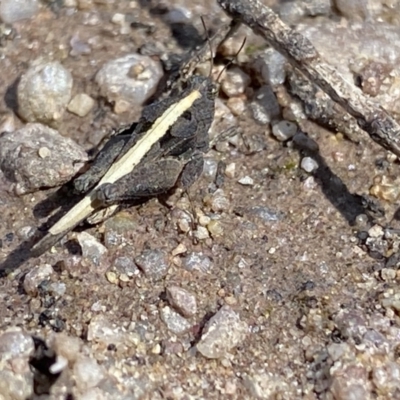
[1,0,400,399]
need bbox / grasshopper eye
[209,83,219,98]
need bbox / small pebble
[218,34,247,57]
[0,370,34,400]
[87,315,124,345]
[0,113,17,134]
[194,226,209,240]
[113,256,139,277]
[203,159,218,179]
[135,249,169,280]
[335,0,380,19]
[238,176,254,186]
[221,67,251,97]
[76,232,107,265]
[207,189,230,212]
[70,35,91,57]
[0,327,35,400]
[182,252,212,273]
[0,0,39,24]
[271,120,297,142]
[243,372,289,399]
[48,282,66,297]
[23,264,54,296]
[160,306,191,334]
[67,93,95,117]
[166,286,197,317]
[301,157,319,173]
[381,268,396,281]
[95,54,162,106]
[370,175,400,202]
[254,47,287,86]
[171,243,187,256]
[250,85,281,125]
[226,97,247,116]
[248,206,281,222]
[368,224,384,238]
[197,306,248,359]
[151,343,161,355]
[0,329,34,360]
[198,215,211,226]
[164,6,191,24]
[65,0,77,7]
[114,99,131,114]
[38,147,51,158]
[17,60,73,125]
[329,364,370,400]
[111,12,125,25]
[178,217,191,233]
[73,356,104,391]
[106,271,118,285]
[16,226,35,240]
[207,220,224,237]
[282,99,307,122]
[210,99,237,148]
[279,0,306,23]
[225,163,236,178]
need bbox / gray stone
[0,370,34,400]
[301,157,319,173]
[135,249,169,280]
[166,286,197,317]
[0,329,34,360]
[0,123,88,194]
[87,315,125,345]
[221,67,251,97]
[160,306,191,334]
[271,120,297,142]
[335,0,382,20]
[248,206,281,222]
[197,306,248,359]
[250,85,280,125]
[182,252,212,273]
[243,372,290,399]
[17,60,73,125]
[255,48,287,86]
[23,263,54,296]
[76,232,107,265]
[67,93,95,117]
[0,0,39,24]
[113,256,139,277]
[73,356,105,391]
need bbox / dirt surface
[1,1,400,399]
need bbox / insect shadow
[137,0,205,50]
[293,132,366,225]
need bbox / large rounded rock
[95,54,162,109]
[0,0,39,24]
[17,60,73,126]
[0,123,88,194]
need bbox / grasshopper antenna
[216,37,247,83]
[200,16,215,78]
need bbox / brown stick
[217,0,400,156]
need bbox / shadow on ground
[293,133,366,225]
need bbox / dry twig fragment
[218,0,400,156]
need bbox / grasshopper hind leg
[95,158,184,205]
[73,133,132,194]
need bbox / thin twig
[217,0,400,156]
